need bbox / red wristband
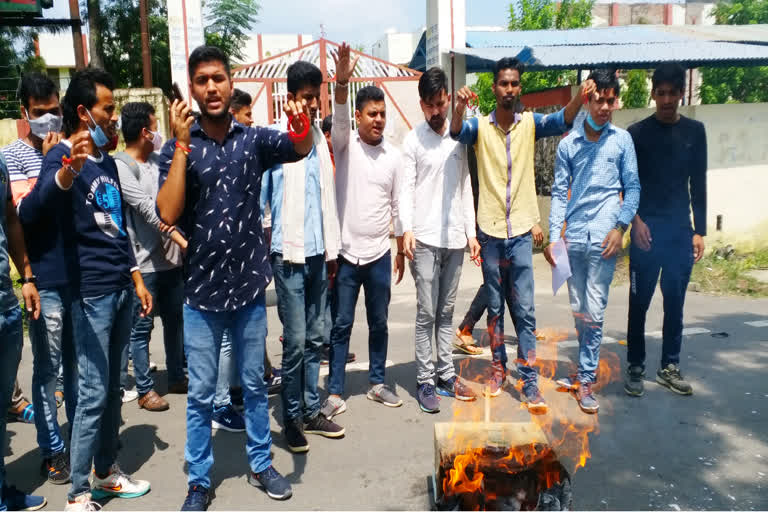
[287,113,310,143]
[468,93,479,108]
[175,141,191,154]
[61,155,73,165]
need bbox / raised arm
[331,42,359,154]
[450,86,479,146]
[156,99,194,226]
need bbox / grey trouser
[410,241,464,386]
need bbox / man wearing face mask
[545,69,640,414]
[19,68,154,511]
[114,102,189,413]
[2,71,77,485]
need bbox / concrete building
[591,0,716,27]
[371,30,424,66]
[35,31,88,91]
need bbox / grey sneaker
[417,383,440,413]
[656,364,693,395]
[575,382,599,413]
[366,384,403,407]
[320,396,347,420]
[624,365,645,397]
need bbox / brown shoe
[167,378,188,394]
[137,390,169,411]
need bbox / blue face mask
[586,112,608,132]
[85,109,109,148]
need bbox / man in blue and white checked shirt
[545,69,640,414]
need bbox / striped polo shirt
[1,139,43,207]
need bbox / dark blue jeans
[478,229,537,387]
[69,287,133,500]
[271,253,326,422]
[0,306,23,508]
[627,225,694,369]
[183,298,270,488]
[328,253,391,395]
[459,284,504,333]
[29,286,77,458]
[121,268,185,395]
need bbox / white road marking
[318,359,394,377]
[745,320,768,327]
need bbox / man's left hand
[42,131,62,156]
[283,98,310,132]
[601,229,623,259]
[692,234,705,263]
[393,252,405,285]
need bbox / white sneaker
[121,388,138,403]
[91,464,150,499]
[64,493,102,511]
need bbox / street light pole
[140,0,153,88]
[68,0,85,70]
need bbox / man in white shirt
[400,67,481,413]
[320,43,405,419]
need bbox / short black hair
[587,69,620,97]
[120,102,155,143]
[321,115,332,134]
[418,67,448,101]
[287,61,322,96]
[231,88,252,112]
[652,62,686,92]
[17,72,58,110]
[62,67,115,137]
[355,85,385,112]
[188,45,230,79]
[493,57,525,83]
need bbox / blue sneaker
[248,466,292,500]
[521,385,548,413]
[8,403,35,424]
[212,404,245,432]
[417,383,440,413]
[1,485,47,511]
[181,484,211,511]
[576,382,599,413]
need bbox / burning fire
[440,325,622,507]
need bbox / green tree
[0,27,48,119]
[204,0,260,63]
[621,69,650,108]
[699,0,768,104]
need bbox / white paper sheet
[550,238,572,296]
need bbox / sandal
[453,329,484,355]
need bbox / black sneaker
[656,363,693,395]
[304,413,345,438]
[181,484,212,511]
[248,465,292,500]
[42,450,71,485]
[624,365,645,397]
[284,418,309,453]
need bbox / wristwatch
[17,275,36,285]
[614,222,628,235]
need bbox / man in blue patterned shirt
[545,69,640,414]
[156,46,314,510]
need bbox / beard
[499,94,520,111]
[198,99,231,120]
[427,114,446,132]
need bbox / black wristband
[17,276,36,285]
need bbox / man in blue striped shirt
[545,69,640,414]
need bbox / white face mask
[26,112,62,139]
[149,130,163,152]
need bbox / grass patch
[691,248,768,297]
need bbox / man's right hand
[455,86,474,117]
[631,216,652,251]
[543,244,556,267]
[69,132,90,173]
[171,99,194,147]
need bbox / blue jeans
[328,253,391,395]
[566,240,617,383]
[627,225,694,369]
[121,269,185,395]
[478,229,537,387]
[459,284,504,333]
[0,307,23,509]
[183,297,270,487]
[29,287,78,458]
[69,288,133,500]
[213,330,235,408]
[271,253,326,422]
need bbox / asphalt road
[6,250,768,511]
